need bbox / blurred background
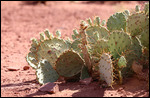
[1,1,148,39]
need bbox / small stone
[23,66,30,70]
[7,67,19,71]
[39,82,59,94]
[79,77,92,85]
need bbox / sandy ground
[1,1,149,97]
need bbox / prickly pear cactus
[98,53,113,86]
[107,31,131,59]
[56,50,85,77]
[36,59,59,85]
[26,3,149,86]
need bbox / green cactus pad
[73,29,79,36]
[107,31,131,59]
[29,47,37,53]
[40,32,45,41]
[118,56,127,68]
[125,37,142,65]
[56,50,84,77]
[36,59,59,85]
[126,13,149,36]
[44,29,52,39]
[26,52,38,69]
[94,16,100,26]
[135,5,140,12]
[139,29,149,49]
[107,12,127,32]
[86,26,109,43]
[64,37,72,49]
[88,39,108,59]
[98,53,113,86]
[36,38,69,67]
[144,3,149,15]
[80,66,90,80]
[122,37,142,77]
[31,38,39,47]
[71,39,82,53]
[101,20,106,26]
[87,18,92,26]
[55,30,61,38]
[123,10,130,17]
[72,29,82,40]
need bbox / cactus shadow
[1,79,38,88]
[20,1,46,6]
[82,1,122,5]
[58,81,105,97]
[25,91,48,97]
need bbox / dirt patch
[1,1,149,97]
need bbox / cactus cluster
[26,3,149,86]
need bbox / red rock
[7,67,20,71]
[23,66,30,70]
[39,82,59,94]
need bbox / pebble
[23,66,30,70]
[7,67,20,71]
[39,82,59,94]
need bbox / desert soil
[1,1,149,97]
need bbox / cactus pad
[55,30,61,38]
[107,12,127,32]
[86,26,109,43]
[122,37,142,77]
[126,13,149,36]
[56,50,84,77]
[26,52,38,69]
[36,38,68,67]
[118,56,127,68]
[144,2,149,15]
[126,37,142,65]
[98,53,113,86]
[26,30,69,68]
[140,29,149,49]
[36,59,59,85]
[88,39,108,59]
[80,66,90,80]
[71,39,82,53]
[107,31,131,59]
